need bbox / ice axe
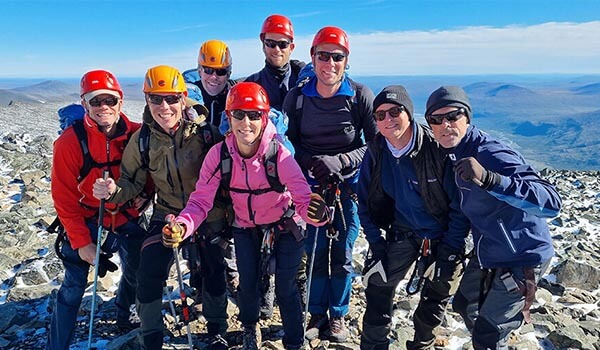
[165,215,194,350]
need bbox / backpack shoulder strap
[219,141,233,191]
[138,124,151,170]
[219,138,285,194]
[264,138,285,193]
[72,120,94,182]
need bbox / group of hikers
[47,14,562,350]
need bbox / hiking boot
[329,316,349,343]
[116,304,141,331]
[305,313,328,341]
[242,324,261,350]
[207,334,229,350]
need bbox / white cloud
[224,21,600,77]
[2,21,599,78]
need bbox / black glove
[311,155,344,184]
[427,243,464,282]
[362,239,388,286]
[363,240,387,274]
[97,253,118,278]
[454,157,501,190]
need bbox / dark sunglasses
[88,96,119,107]
[374,105,406,121]
[230,110,263,121]
[201,66,230,76]
[263,38,291,50]
[315,51,346,63]
[147,94,182,105]
[426,108,467,125]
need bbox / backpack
[58,103,85,134]
[218,137,285,195]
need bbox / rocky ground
[0,102,599,349]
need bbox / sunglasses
[230,110,263,121]
[147,94,182,105]
[374,105,406,121]
[201,66,230,76]
[426,108,467,125]
[88,96,119,107]
[315,51,346,63]
[263,38,291,50]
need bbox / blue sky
[1,0,600,78]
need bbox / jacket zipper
[497,218,517,254]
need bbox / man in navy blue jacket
[357,85,470,350]
[425,86,562,350]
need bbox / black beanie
[425,86,472,122]
[373,85,414,120]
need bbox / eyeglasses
[426,108,467,125]
[315,51,346,63]
[374,106,405,121]
[230,110,263,121]
[201,66,230,76]
[147,94,182,105]
[88,96,119,107]
[263,39,291,50]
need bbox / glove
[307,193,330,223]
[425,243,464,282]
[454,157,501,190]
[311,155,344,184]
[162,214,185,248]
[97,253,118,278]
[362,239,388,287]
[184,106,200,123]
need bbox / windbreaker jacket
[51,113,141,249]
[177,120,323,237]
[110,104,224,223]
[450,125,561,268]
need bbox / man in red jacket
[47,70,148,350]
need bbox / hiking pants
[136,221,228,349]
[233,226,305,348]
[453,257,550,350]
[305,182,360,317]
[361,236,462,350]
[46,220,145,350]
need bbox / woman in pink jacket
[164,82,328,350]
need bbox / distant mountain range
[1,75,599,170]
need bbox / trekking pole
[303,225,320,334]
[87,170,109,349]
[166,216,194,350]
